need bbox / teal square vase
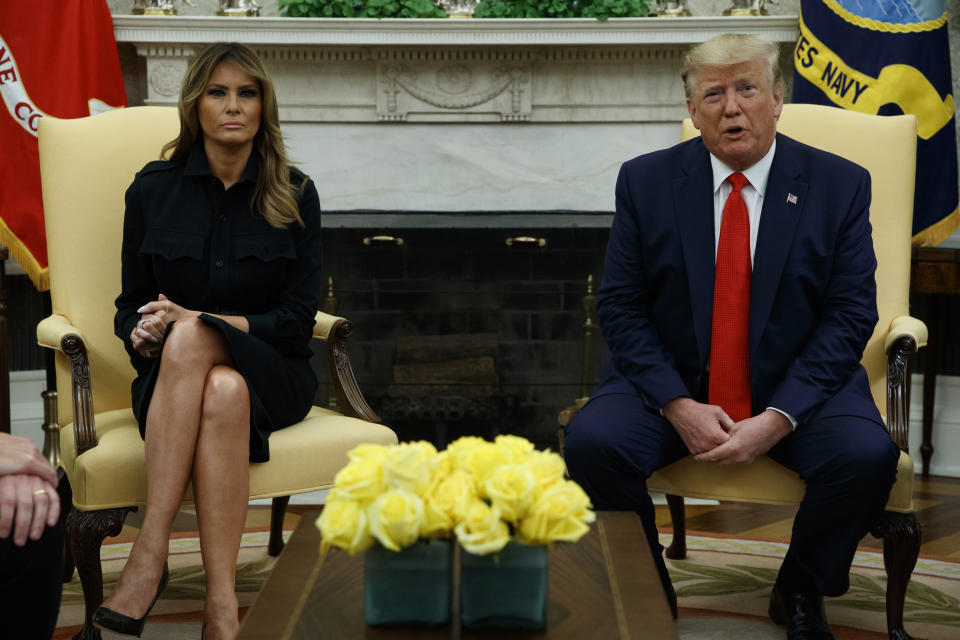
[459,541,548,629]
[364,539,453,627]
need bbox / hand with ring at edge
[0,474,61,546]
[0,434,61,545]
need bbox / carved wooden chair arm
[884,314,927,450]
[36,314,98,457]
[884,315,927,354]
[312,311,380,424]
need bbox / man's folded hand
[662,397,734,454]
[694,409,793,465]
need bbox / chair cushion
[647,449,914,514]
[60,406,398,511]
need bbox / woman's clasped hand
[130,293,196,358]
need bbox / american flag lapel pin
[786,193,798,205]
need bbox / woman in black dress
[95,42,322,640]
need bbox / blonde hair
[162,42,304,229]
[681,34,783,99]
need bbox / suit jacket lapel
[674,141,715,370]
[750,135,808,356]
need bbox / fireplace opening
[312,223,610,449]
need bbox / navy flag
[793,0,958,245]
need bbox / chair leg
[268,496,290,557]
[57,473,75,583]
[664,494,687,559]
[67,506,135,640]
[871,511,921,640]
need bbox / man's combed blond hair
[161,42,304,229]
[681,34,783,98]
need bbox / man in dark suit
[563,34,900,640]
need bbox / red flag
[0,1,126,291]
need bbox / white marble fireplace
[114,16,798,221]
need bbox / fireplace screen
[312,224,609,448]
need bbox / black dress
[114,141,322,462]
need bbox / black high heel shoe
[93,563,170,637]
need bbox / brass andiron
[324,277,340,412]
[41,390,60,470]
[580,275,599,398]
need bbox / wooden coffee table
[238,511,678,640]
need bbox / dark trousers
[0,521,63,640]
[563,392,900,597]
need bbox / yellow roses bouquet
[316,435,596,556]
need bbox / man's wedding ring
[137,319,145,329]
[33,489,47,496]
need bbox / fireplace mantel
[113,15,798,47]
[114,15,799,213]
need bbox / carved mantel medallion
[377,55,532,122]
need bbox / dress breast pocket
[141,229,207,295]
[234,232,296,296]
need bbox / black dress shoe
[768,586,835,640]
[93,563,170,637]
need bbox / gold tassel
[912,207,960,247]
[0,219,50,291]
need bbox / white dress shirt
[710,140,776,264]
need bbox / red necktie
[708,172,752,421]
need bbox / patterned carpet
[664,532,960,640]
[53,527,284,638]
[52,523,960,639]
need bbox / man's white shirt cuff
[767,406,799,431]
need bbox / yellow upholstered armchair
[38,106,397,639]
[559,104,925,640]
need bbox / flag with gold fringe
[793,0,958,246]
[0,1,126,291]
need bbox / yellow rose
[332,456,384,503]
[382,441,438,496]
[461,442,510,497]
[526,449,567,493]
[422,469,477,538]
[454,500,510,556]
[484,464,536,525]
[367,489,426,551]
[494,434,535,462]
[517,480,596,545]
[316,499,374,556]
[432,449,454,478]
[445,436,487,470]
[347,443,389,464]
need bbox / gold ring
[33,489,47,496]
